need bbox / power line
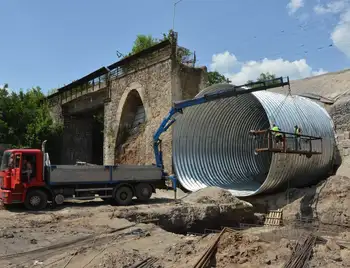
[211,20,350,61]
[224,18,348,54]
[254,43,336,61]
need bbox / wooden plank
[264,209,283,226]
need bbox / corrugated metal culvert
[172,84,336,197]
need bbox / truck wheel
[114,186,133,206]
[135,183,152,201]
[24,189,48,211]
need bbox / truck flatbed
[48,164,163,185]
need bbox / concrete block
[343,148,349,156]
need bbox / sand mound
[183,187,252,208]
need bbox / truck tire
[24,189,48,211]
[114,186,133,206]
[135,183,152,201]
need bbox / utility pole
[172,0,183,31]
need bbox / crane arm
[153,76,290,169]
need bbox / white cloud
[312,68,328,76]
[287,0,304,15]
[331,10,350,57]
[314,1,350,58]
[210,51,238,74]
[209,52,327,85]
[314,1,349,14]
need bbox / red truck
[0,141,166,210]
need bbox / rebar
[130,256,158,268]
[283,232,317,268]
[193,227,234,268]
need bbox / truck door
[11,153,22,189]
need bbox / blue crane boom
[153,76,291,173]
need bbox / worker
[22,158,33,183]
[271,124,283,146]
[294,125,302,150]
[8,154,14,168]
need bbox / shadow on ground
[2,197,176,214]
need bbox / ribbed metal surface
[172,84,335,196]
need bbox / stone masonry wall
[103,59,174,170]
[49,41,207,169]
[47,94,63,125]
[327,97,350,160]
[336,130,350,158]
[103,57,208,173]
[61,115,93,164]
[173,64,208,101]
[329,96,350,132]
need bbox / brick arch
[113,82,150,163]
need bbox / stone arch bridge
[47,39,207,171]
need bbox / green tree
[247,72,277,85]
[47,88,58,96]
[207,71,231,86]
[0,83,9,90]
[0,85,63,148]
[130,34,159,55]
[127,30,192,64]
[257,72,276,82]
[246,72,280,89]
[161,30,192,63]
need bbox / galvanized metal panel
[172,84,335,197]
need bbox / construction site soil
[2,71,350,267]
[0,177,349,268]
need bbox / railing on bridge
[61,74,109,104]
[49,37,190,106]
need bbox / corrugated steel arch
[172,84,335,196]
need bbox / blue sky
[1,0,350,92]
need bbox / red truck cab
[0,149,45,206]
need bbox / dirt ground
[0,184,349,268]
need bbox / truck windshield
[1,152,11,171]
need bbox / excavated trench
[158,206,261,235]
[114,205,259,234]
[110,188,266,235]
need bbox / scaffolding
[250,129,323,158]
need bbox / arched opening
[115,90,146,163]
[173,84,272,197]
[61,106,104,165]
[173,84,335,197]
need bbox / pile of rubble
[112,187,256,234]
